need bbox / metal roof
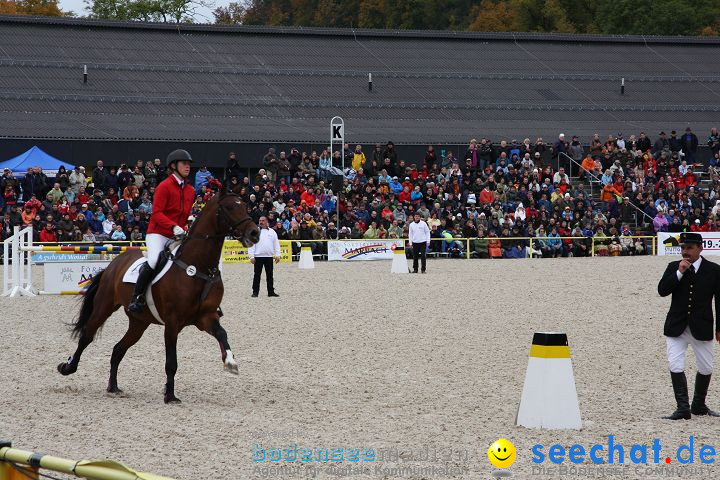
[1,15,719,143]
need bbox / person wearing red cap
[129,149,195,312]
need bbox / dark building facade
[1,15,719,168]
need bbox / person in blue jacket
[194,165,213,191]
[389,177,403,194]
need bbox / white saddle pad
[121,246,180,325]
[122,245,179,285]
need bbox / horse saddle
[122,244,179,286]
[122,244,180,325]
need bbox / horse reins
[173,191,253,261]
[165,191,254,302]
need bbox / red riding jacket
[147,174,195,237]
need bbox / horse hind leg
[107,317,149,394]
[57,332,93,376]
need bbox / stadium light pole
[330,116,344,239]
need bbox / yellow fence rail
[279,235,658,259]
[0,442,175,480]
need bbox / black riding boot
[663,372,691,420]
[691,373,720,416]
[128,263,155,313]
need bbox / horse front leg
[215,320,239,375]
[201,312,238,375]
[164,327,181,404]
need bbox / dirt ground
[2,257,720,480]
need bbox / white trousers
[145,233,171,269]
[666,326,714,375]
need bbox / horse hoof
[224,362,239,375]
[57,363,76,376]
[223,350,239,375]
[107,386,123,394]
[164,395,182,404]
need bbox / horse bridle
[167,191,253,301]
[177,191,253,246]
[216,192,254,241]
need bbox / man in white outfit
[249,216,281,297]
[408,213,431,274]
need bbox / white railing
[559,152,653,225]
[2,226,36,297]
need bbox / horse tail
[70,269,105,339]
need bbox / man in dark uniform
[658,232,720,420]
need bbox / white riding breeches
[666,326,714,375]
[145,233,172,269]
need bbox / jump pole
[0,441,175,480]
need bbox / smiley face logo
[488,438,516,468]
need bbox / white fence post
[24,225,34,293]
[2,225,36,297]
[2,226,12,295]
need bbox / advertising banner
[32,252,105,263]
[222,240,292,264]
[328,240,402,261]
[43,261,110,293]
[657,232,720,256]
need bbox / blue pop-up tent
[0,146,75,176]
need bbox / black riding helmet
[166,149,193,169]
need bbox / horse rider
[129,149,196,312]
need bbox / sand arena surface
[2,257,720,479]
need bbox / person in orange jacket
[579,155,596,180]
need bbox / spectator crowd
[3,126,720,260]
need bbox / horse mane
[184,193,216,239]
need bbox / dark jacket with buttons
[658,256,720,340]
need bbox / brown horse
[58,182,260,403]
